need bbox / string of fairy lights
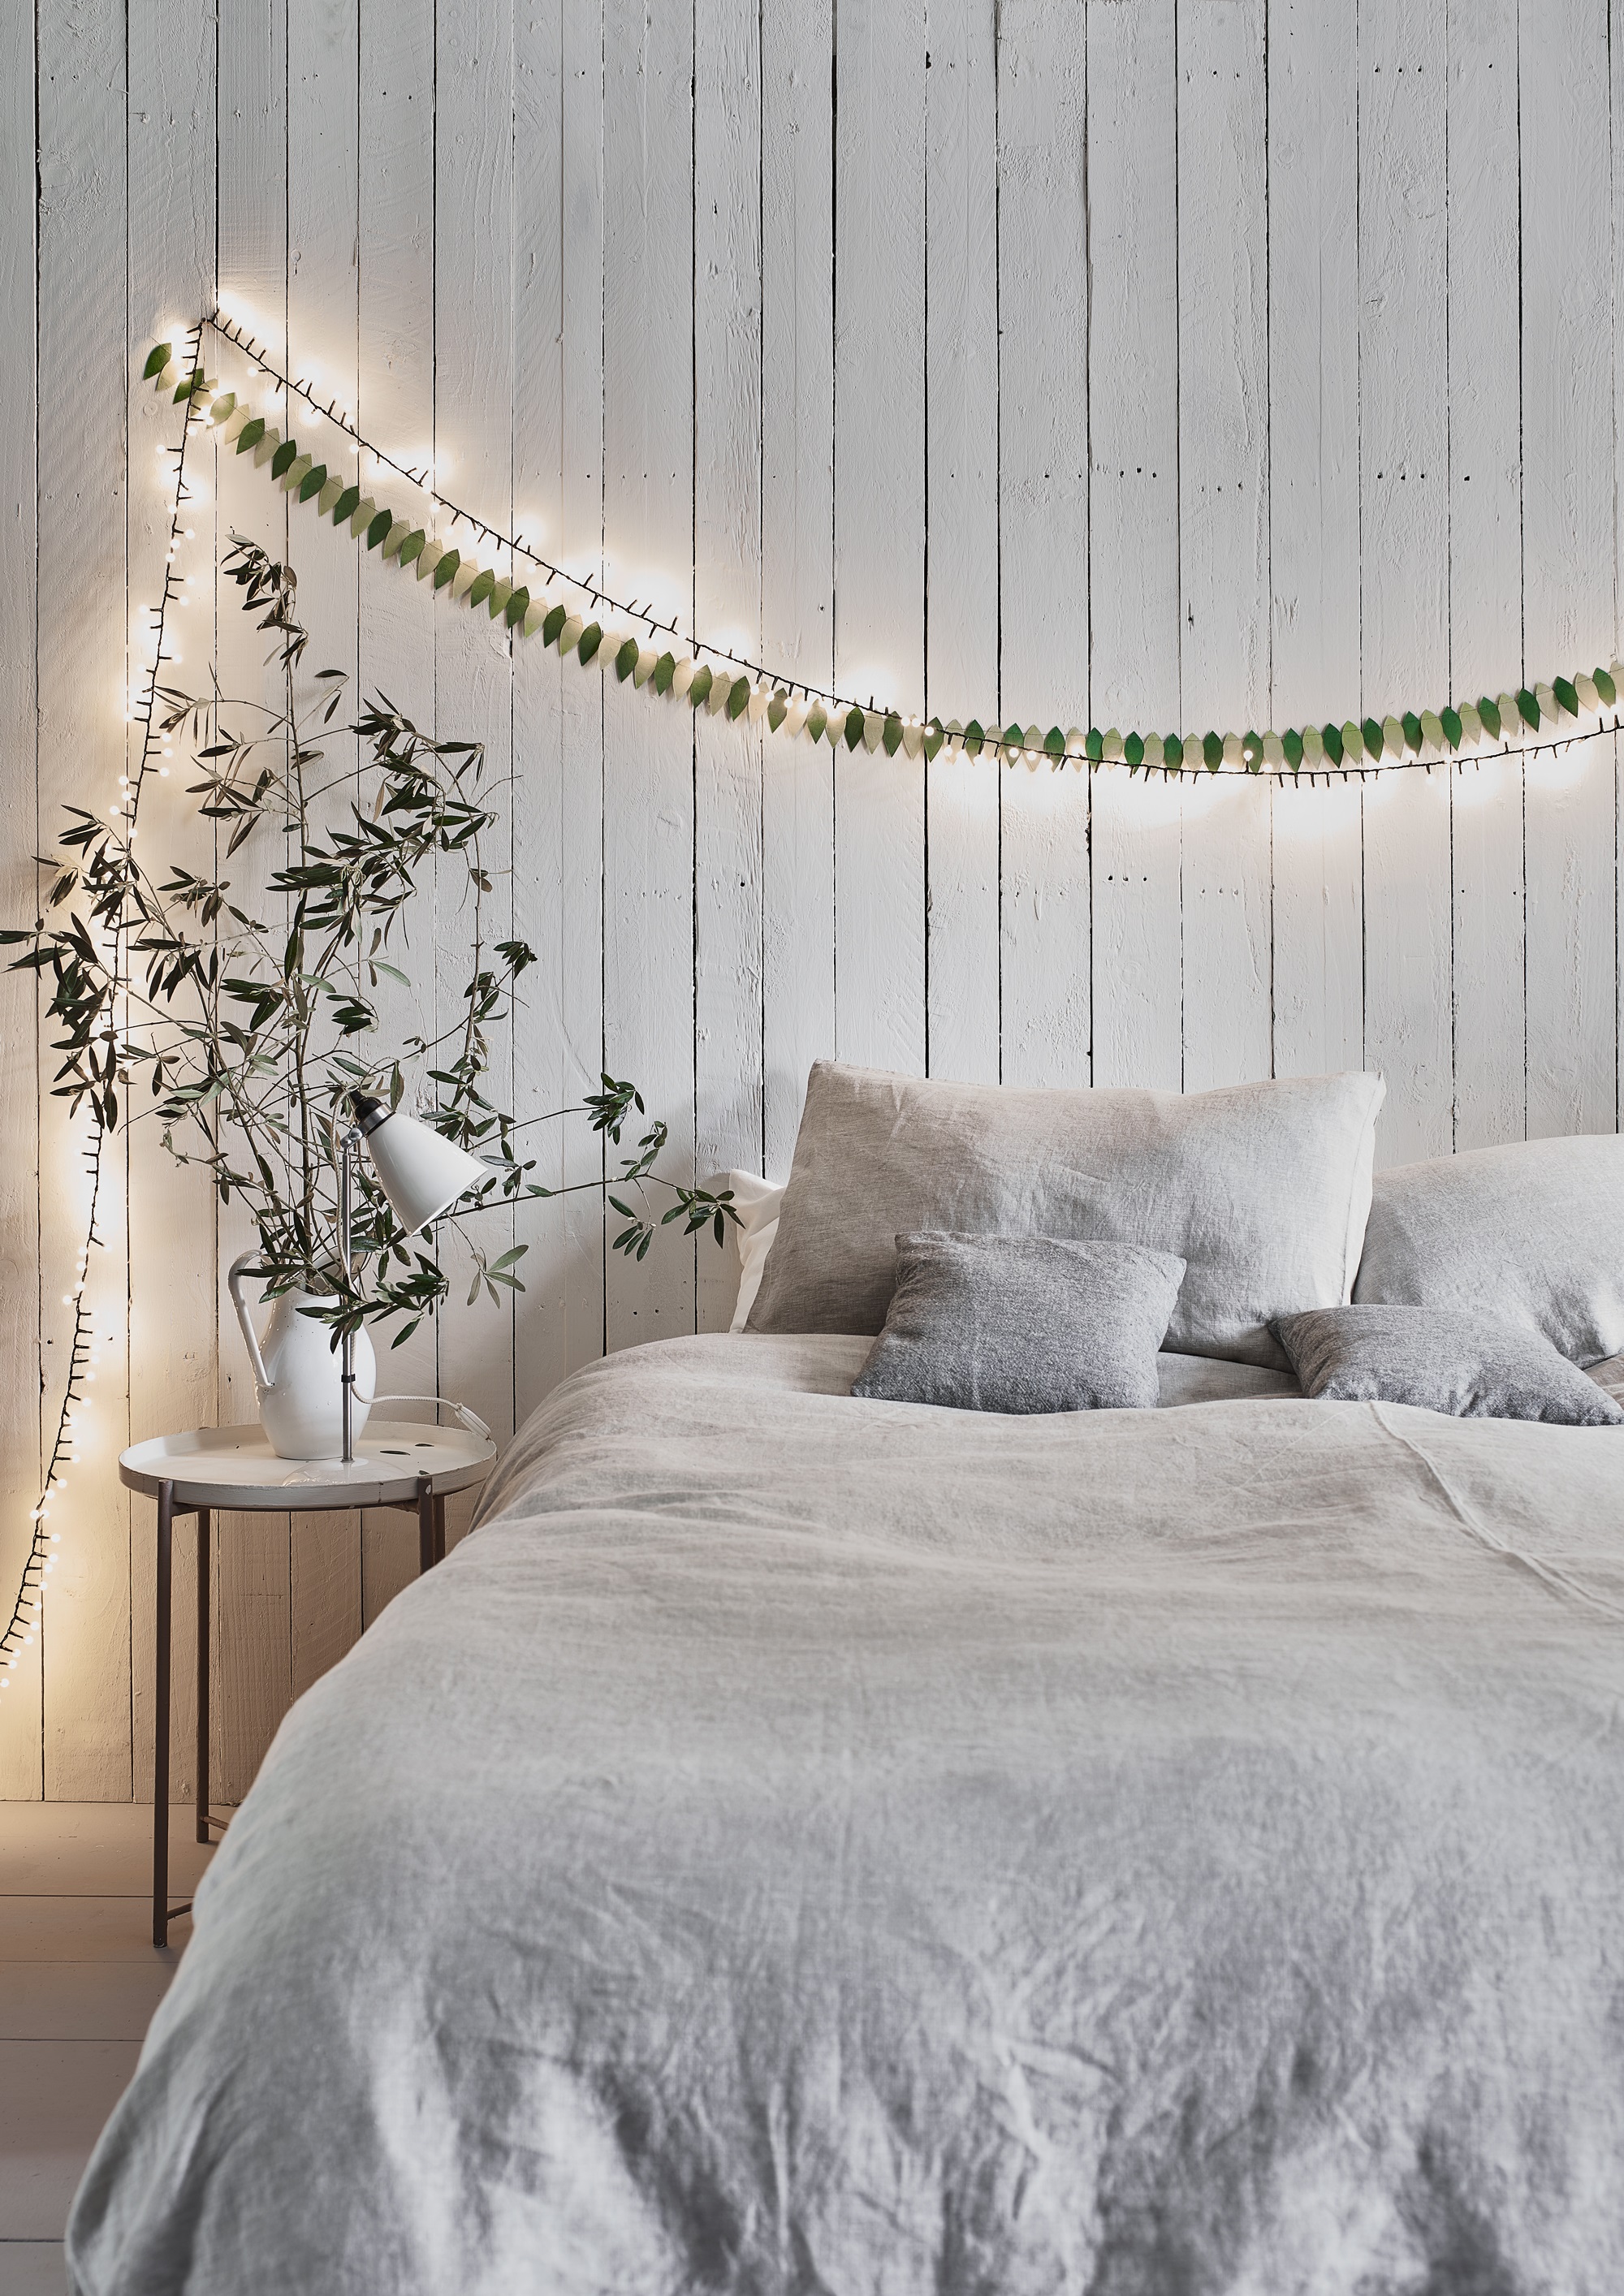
[0,326,203,1696]
[150,305,1624,787]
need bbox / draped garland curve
[154,311,1622,787]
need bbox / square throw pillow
[1272,1305,1624,1426]
[749,1060,1386,1368]
[851,1232,1187,1413]
[1352,1133,1624,1367]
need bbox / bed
[67,1327,1624,2294]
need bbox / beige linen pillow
[748,1061,1386,1368]
[1353,1133,1624,1366]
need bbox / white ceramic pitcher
[227,1253,376,1460]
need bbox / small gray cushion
[1353,1133,1624,1367]
[1272,1305,1624,1426]
[851,1233,1187,1414]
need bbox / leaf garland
[155,327,1624,783]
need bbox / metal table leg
[196,1508,210,1845]
[417,1473,434,1575]
[153,1480,173,1949]
[433,1492,447,1565]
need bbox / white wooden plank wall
[3,0,1621,1798]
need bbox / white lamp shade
[356,1102,490,1234]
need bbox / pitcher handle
[227,1252,271,1395]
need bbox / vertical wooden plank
[996,0,1090,1090]
[358,0,439,1621]
[1178,0,1272,1092]
[513,0,607,1418]
[0,0,41,1785]
[1520,0,1617,1139]
[833,0,926,1077]
[37,0,132,1799]
[694,0,763,1328]
[213,0,293,1799]
[1358,0,1452,1164]
[1087,0,1181,1090]
[1447,0,1524,1151]
[924,0,1000,1085]
[1268,0,1363,1081]
[286,0,362,1684]
[434,0,516,1537]
[602,0,695,1351]
[127,0,218,1802]
[760,0,834,1165]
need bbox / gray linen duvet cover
[68,1333,1624,2295]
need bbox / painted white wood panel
[5,0,1624,1798]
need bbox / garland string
[1,325,203,1696]
[157,308,1624,785]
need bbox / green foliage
[6,537,733,1349]
[298,464,328,504]
[235,417,265,455]
[1478,696,1502,739]
[270,438,299,479]
[144,343,173,380]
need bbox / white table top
[119,1420,497,1511]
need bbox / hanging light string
[170,309,1624,788]
[1,323,203,1696]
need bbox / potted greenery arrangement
[6,537,734,1451]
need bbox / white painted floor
[0,1805,215,2295]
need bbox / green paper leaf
[298,463,328,503]
[143,343,172,381]
[1045,726,1066,758]
[1164,734,1183,770]
[1124,732,1144,768]
[615,636,640,681]
[577,621,603,664]
[882,711,903,754]
[844,706,866,750]
[648,650,673,694]
[504,585,530,628]
[209,391,236,424]
[1203,731,1223,770]
[432,548,460,590]
[235,416,265,455]
[1554,675,1579,718]
[1596,667,1618,706]
[1242,730,1263,770]
[964,719,985,757]
[1341,720,1363,761]
[333,484,361,527]
[1003,722,1023,753]
[174,368,204,402]
[1322,722,1344,764]
[1440,706,1463,749]
[270,438,299,479]
[1402,710,1424,753]
[767,690,788,732]
[542,603,568,647]
[729,678,753,722]
[1361,715,1384,757]
[806,702,827,742]
[1283,727,1303,770]
[467,567,495,608]
[1515,687,1540,729]
[398,529,425,567]
[688,663,713,706]
[1085,727,1103,762]
[922,719,945,762]
[1477,696,1502,739]
[365,507,392,551]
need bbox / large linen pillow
[851,1233,1186,1413]
[1273,1305,1624,1426]
[747,1060,1387,1367]
[1353,1133,1624,1367]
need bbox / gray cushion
[851,1233,1187,1413]
[1272,1305,1624,1426]
[749,1060,1387,1368]
[1353,1133,1624,1368]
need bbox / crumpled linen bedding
[68,1332,1624,2295]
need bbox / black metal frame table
[119,1418,495,1948]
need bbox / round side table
[119,1418,496,1947]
